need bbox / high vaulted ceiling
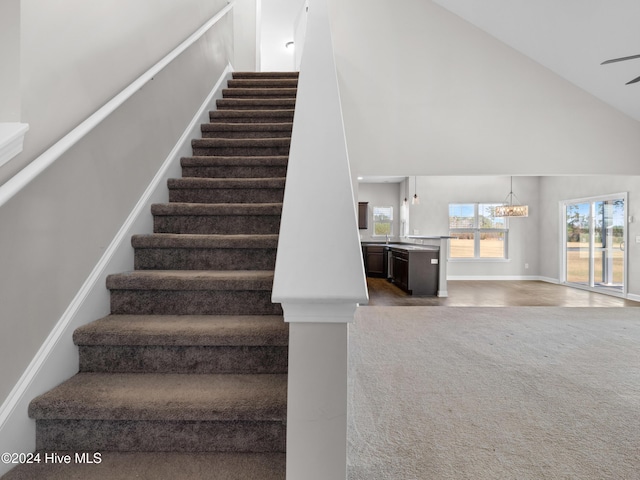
[432,0,640,122]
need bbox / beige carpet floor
[347,307,640,480]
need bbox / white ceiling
[431,0,640,122]
[261,0,640,121]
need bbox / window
[373,206,393,236]
[449,203,507,259]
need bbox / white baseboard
[0,65,232,473]
[447,275,545,281]
[628,293,640,303]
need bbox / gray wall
[538,176,640,296]
[357,182,402,242]
[407,176,540,279]
[0,1,232,403]
[329,0,640,178]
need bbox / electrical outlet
[636,235,640,244]
[524,263,529,269]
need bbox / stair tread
[232,71,299,78]
[168,178,285,189]
[1,452,285,480]
[132,233,279,249]
[151,202,282,216]
[29,372,287,421]
[107,270,275,291]
[74,314,288,346]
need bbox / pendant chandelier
[495,176,528,217]
[411,176,420,205]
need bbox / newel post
[271,0,368,478]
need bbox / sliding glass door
[563,194,627,295]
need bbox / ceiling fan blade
[601,53,640,65]
[625,74,640,85]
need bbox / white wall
[260,0,302,71]
[328,0,640,178]
[233,0,259,71]
[0,0,232,404]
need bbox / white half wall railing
[0,1,234,208]
[271,0,369,478]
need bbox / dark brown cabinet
[358,202,368,229]
[364,245,386,277]
[389,247,439,296]
[390,249,409,291]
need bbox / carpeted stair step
[152,202,282,235]
[228,78,298,88]
[232,72,299,79]
[168,177,285,203]
[29,373,287,452]
[209,109,295,124]
[0,452,286,480]
[201,122,293,139]
[222,88,297,98]
[107,270,282,315]
[191,138,290,156]
[132,233,278,270]
[181,155,288,179]
[74,314,288,374]
[216,98,296,111]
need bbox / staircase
[2,71,298,480]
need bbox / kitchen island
[362,240,449,297]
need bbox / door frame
[559,192,628,298]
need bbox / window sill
[0,123,29,168]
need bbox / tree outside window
[373,206,393,236]
[449,203,508,259]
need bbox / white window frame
[448,203,509,261]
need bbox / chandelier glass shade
[495,177,528,217]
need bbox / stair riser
[209,113,295,124]
[78,345,288,374]
[216,100,296,110]
[202,130,292,139]
[191,146,290,156]
[182,165,288,178]
[227,79,298,88]
[134,248,277,270]
[36,419,286,453]
[168,188,284,204]
[222,89,297,98]
[154,215,281,235]
[110,290,283,315]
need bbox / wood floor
[365,277,640,307]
